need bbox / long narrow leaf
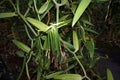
[27,17,49,32]
[85,39,94,59]
[73,30,79,52]
[38,0,50,14]
[13,40,31,53]
[0,12,17,18]
[72,0,91,27]
[53,74,82,80]
[107,68,114,80]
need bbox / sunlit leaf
[73,30,79,52]
[107,68,114,80]
[27,17,49,32]
[13,40,31,53]
[53,74,82,80]
[72,0,91,27]
[0,12,17,18]
[38,0,50,14]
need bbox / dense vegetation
[0,0,119,80]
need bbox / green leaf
[38,1,50,14]
[16,51,25,57]
[84,28,99,35]
[0,12,17,18]
[45,71,63,79]
[71,2,78,14]
[61,40,75,51]
[85,39,94,59]
[27,17,49,32]
[81,19,94,26]
[107,68,114,80]
[13,40,31,53]
[72,0,91,27]
[57,19,72,28]
[61,0,67,5]
[59,15,69,21]
[73,30,79,52]
[53,74,82,80]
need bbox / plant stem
[33,0,41,21]
[17,57,26,80]
[19,13,37,36]
[56,5,59,25]
[9,0,16,11]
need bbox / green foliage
[107,68,114,80]
[0,12,17,18]
[53,74,82,80]
[0,0,113,80]
[72,0,91,27]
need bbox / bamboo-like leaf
[59,15,69,21]
[45,71,63,79]
[53,74,82,80]
[72,0,91,27]
[73,30,79,52]
[27,17,49,32]
[61,40,75,51]
[81,19,94,26]
[85,39,94,59]
[13,40,31,53]
[41,2,54,20]
[57,19,72,28]
[38,0,50,14]
[0,12,17,18]
[71,2,78,14]
[84,28,99,34]
[107,68,114,80]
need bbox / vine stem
[56,5,59,25]
[62,40,91,80]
